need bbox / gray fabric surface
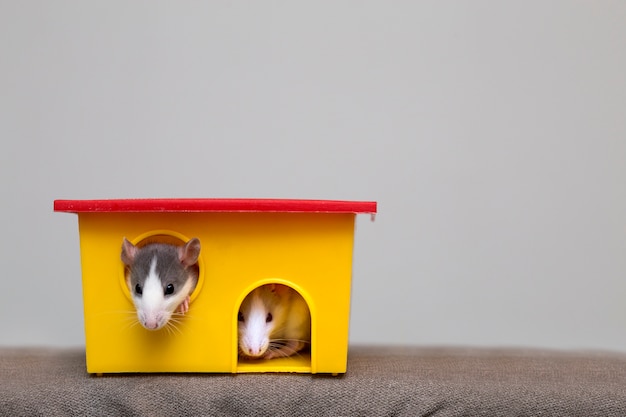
[1,345,626,416]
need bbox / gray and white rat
[121,238,201,331]
[238,284,311,359]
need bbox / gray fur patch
[128,243,198,297]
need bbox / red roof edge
[54,198,377,214]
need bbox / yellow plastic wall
[75,211,356,374]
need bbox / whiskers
[266,338,310,359]
[238,337,311,360]
[92,308,194,336]
[162,310,195,336]
[92,308,142,332]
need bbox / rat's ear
[179,238,201,266]
[121,238,138,265]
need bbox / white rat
[238,284,311,359]
[121,238,201,331]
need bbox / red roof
[54,198,377,214]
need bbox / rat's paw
[263,341,306,359]
[263,350,279,360]
[177,296,190,314]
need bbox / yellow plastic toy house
[54,198,376,374]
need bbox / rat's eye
[164,284,174,295]
[238,312,244,322]
[266,313,273,323]
[135,284,143,295]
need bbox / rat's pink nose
[140,311,165,330]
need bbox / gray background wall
[2,1,625,350]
